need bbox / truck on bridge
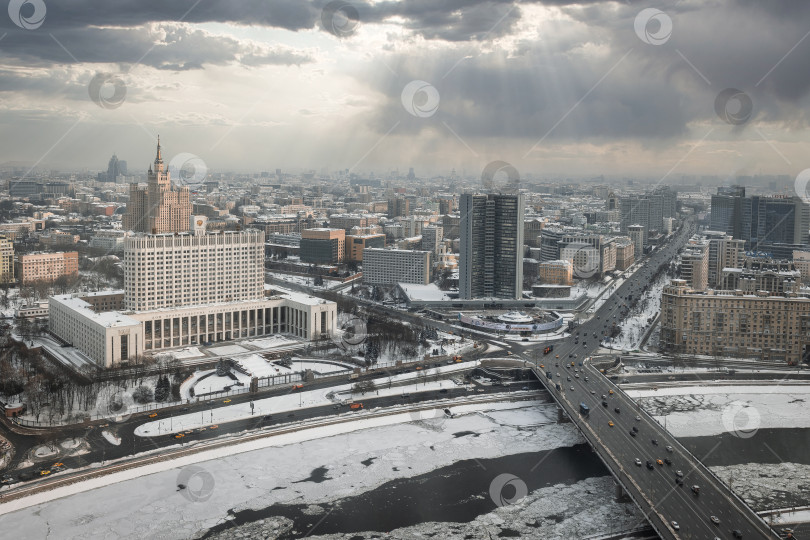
[579,402,590,415]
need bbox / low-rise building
[538,260,573,286]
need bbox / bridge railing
[529,365,672,539]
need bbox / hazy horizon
[1,0,809,180]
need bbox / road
[0,366,545,489]
[532,354,778,539]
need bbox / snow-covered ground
[604,270,670,351]
[269,272,344,290]
[0,400,637,540]
[142,360,480,436]
[181,356,355,398]
[626,384,810,437]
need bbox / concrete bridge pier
[557,405,570,423]
[614,482,625,499]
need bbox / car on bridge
[651,439,658,446]
[634,458,642,466]
[710,515,720,525]
[670,521,680,531]
[691,485,700,495]
[629,430,636,437]
[608,421,614,427]
[646,461,654,470]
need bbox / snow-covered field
[626,384,810,437]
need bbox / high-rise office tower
[619,186,676,234]
[459,193,525,299]
[122,138,192,234]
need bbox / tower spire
[155,135,162,164]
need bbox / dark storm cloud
[360,0,810,143]
[0,0,319,32]
[0,24,313,71]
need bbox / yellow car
[656,459,664,466]
[148,413,158,418]
[223,399,231,404]
[174,433,184,439]
[539,364,544,369]
[52,462,64,468]
[608,421,614,427]
[608,390,614,395]
[210,424,219,429]
[40,470,50,476]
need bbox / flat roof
[50,294,140,328]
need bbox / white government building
[50,217,337,368]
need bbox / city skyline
[0,1,808,178]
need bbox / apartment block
[660,279,810,364]
[362,248,431,285]
[17,251,78,285]
[680,239,709,291]
[615,240,635,270]
[0,235,14,284]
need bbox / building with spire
[122,138,191,234]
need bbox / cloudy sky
[1,0,809,180]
